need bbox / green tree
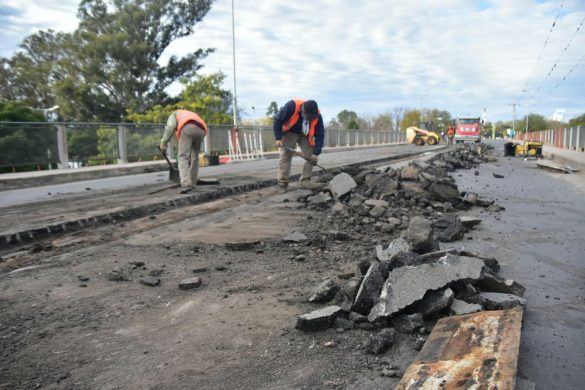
[519,114,547,133]
[371,112,393,130]
[337,110,358,127]
[0,30,68,109]
[569,113,585,126]
[1,0,215,122]
[128,72,233,125]
[266,101,279,118]
[0,100,53,170]
[401,110,421,131]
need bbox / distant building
[551,109,565,122]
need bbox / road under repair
[0,142,583,389]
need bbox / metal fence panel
[0,122,409,171]
[0,122,59,169]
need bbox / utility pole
[231,0,238,128]
[509,103,517,134]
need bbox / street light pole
[231,0,238,128]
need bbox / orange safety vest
[175,109,208,139]
[282,99,319,146]
[447,126,455,137]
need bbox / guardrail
[0,122,406,172]
[515,126,584,152]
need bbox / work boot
[179,185,194,194]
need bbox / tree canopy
[0,0,214,122]
[128,72,233,125]
[569,113,585,127]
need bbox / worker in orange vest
[447,125,455,147]
[273,99,325,193]
[159,109,208,194]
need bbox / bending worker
[159,109,208,194]
[273,99,325,193]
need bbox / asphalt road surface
[453,141,585,389]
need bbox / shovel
[282,145,333,178]
[156,144,180,184]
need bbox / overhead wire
[527,14,585,104]
[545,52,585,96]
[517,0,565,105]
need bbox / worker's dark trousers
[178,124,206,188]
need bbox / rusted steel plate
[395,306,523,390]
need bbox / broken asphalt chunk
[368,254,486,322]
[328,172,357,199]
[308,278,340,303]
[376,237,411,262]
[477,272,526,296]
[139,276,160,287]
[437,221,466,242]
[352,262,387,315]
[307,192,332,205]
[410,288,454,317]
[296,305,344,331]
[405,216,439,254]
[283,231,307,243]
[478,292,527,310]
[450,299,482,315]
[179,277,202,290]
[459,216,482,228]
[428,182,460,202]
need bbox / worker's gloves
[159,142,167,152]
[309,154,318,166]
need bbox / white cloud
[1,0,584,122]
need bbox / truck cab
[455,117,481,143]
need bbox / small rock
[78,275,90,282]
[478,292,526,310]
[492,173,505,178]
[450,299,482,315]
[148,269,163,276]
[283,231,307,243]
[294,254,306,262]
[179,277,202,290]
[365,328,396,354]
[192,267,209,273]
[296,306,343,331]
[309,278,340,303]
[139,276,160,287]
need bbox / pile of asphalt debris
[292,144,526,354]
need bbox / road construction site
[0,142,584,389]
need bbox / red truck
[455,117,481,143]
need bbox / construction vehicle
[454,117,481,143]
[515,141,543,158]
[406,122,440,146]
[503,140,543,158]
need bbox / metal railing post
[56,125,69,169]
[117,125,128,164]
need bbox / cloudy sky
[1,0,584,123]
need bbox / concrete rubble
[293,144,526,357]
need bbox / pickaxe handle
[156,144,176,172]
[282,145,331,176]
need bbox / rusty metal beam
[396,306,523,390]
